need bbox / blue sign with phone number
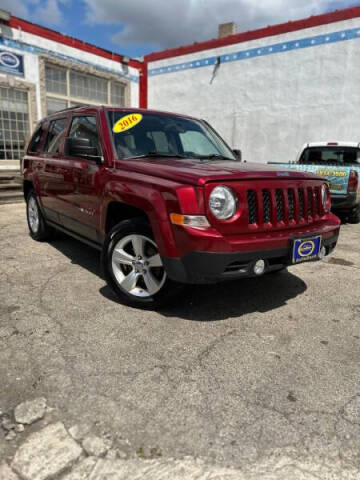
[0,49,24,77]
[270,163,360,196]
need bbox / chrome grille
[247,190,258,224]
[298,188,304,219]
[275,189,284,222]
[288,189,295,221]
[262,190,271,223]
[246,183,322,227]
[314,187,320,216]
[307,187,313,217]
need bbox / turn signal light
[322,183,331,212]
[348,170,359,193]
[170,213,210,228]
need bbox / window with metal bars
[44,62,128,115]
[0,87,30,160]
[45,64,67,95]
[110,82,125,106]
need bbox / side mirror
[233,149,242,161]
[65,137,101,162]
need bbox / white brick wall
[148,18,360,164]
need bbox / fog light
[319,246,326,260]
[254,259,265,275]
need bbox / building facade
[146,7,360,164]
[0,7,360,164]
[0,15,143,161]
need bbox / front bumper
[162,231,339,284]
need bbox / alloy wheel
[28,196,40,233]
[111,234,166,297]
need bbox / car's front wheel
[102,218,183,308]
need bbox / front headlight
[321,184,329,211]
[209,185,237,220]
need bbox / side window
[44,118,68,155]
[179,130,218,156]
[28,125,44,153]
[69,116,100,154]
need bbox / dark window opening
[300,147,360,166]
[28,125,44,153]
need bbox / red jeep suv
[22,106,340,307]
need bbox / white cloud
[0,0,66,26]
[83,0,348,51]
[0,0,29,17]
[34,0,64,26]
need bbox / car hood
[115,157,323,185]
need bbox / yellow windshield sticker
[113,113,143,133]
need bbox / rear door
[40,116,73,223]
[23,122,46,193]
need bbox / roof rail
[50,104,91,114]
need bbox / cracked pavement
[1,203,360,479]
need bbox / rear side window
[28,125,44,153]
[44,118,68,154]
[300,147,360,165]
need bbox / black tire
[349,205,360,224]
[102,218,184,308]
[26,190,54,241]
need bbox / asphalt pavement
[1,203,360,479]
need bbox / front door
[61,114,103,243]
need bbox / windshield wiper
[193,154,235,161]
[124,152,235,161]
[125,152,188,160]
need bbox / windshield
[299,147,360,166]
[106,110,236,161]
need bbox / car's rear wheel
[26,190,53,241]
[102,218,183,308]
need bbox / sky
[0,0,358,59]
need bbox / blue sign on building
[0,50,24,76]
